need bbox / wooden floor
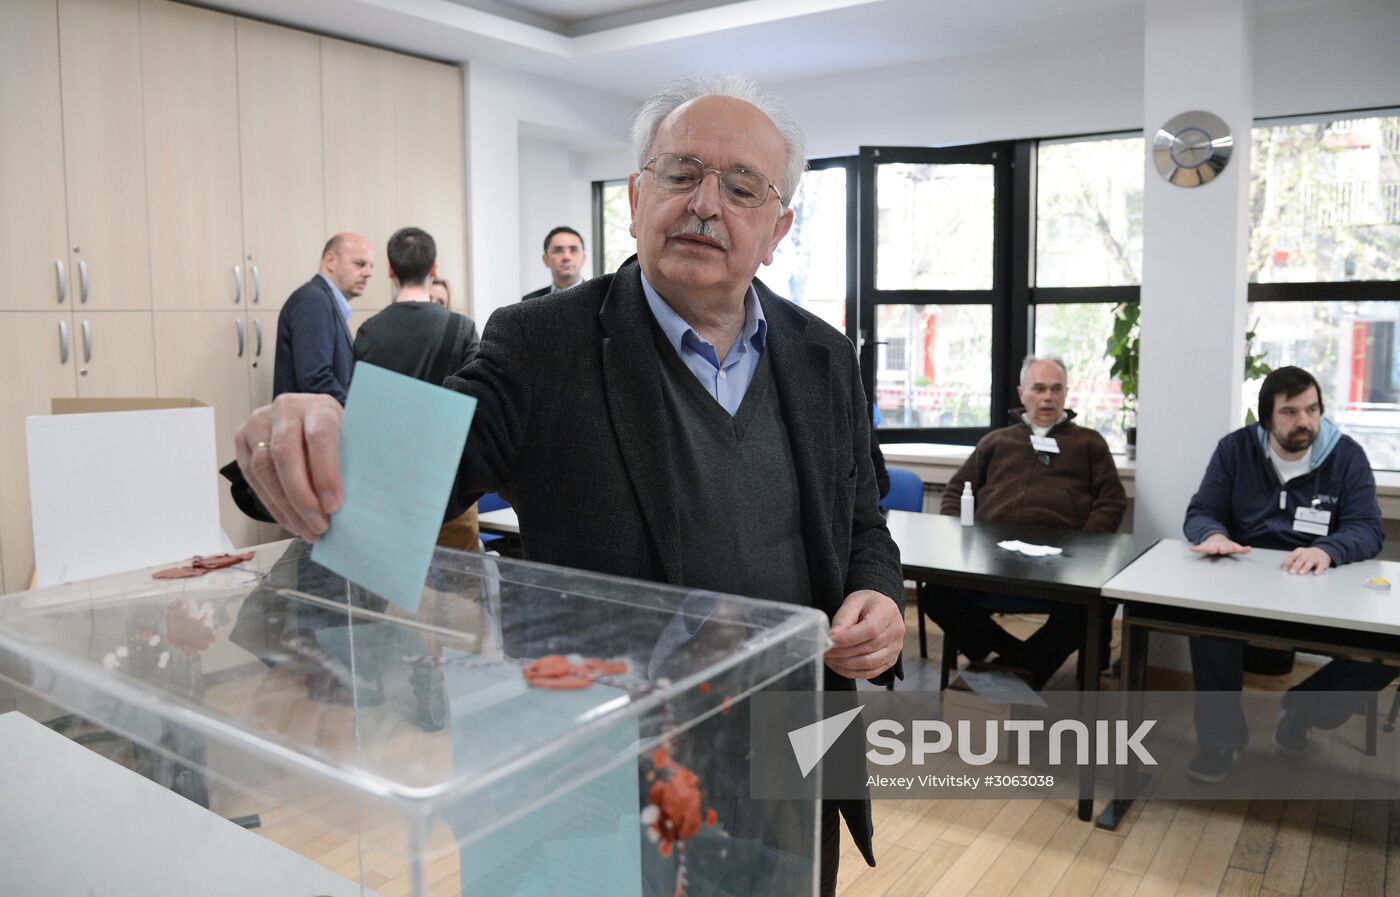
[835,606,1400,897]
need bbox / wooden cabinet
[237,19,326,313]
[394,55,468,313]
[141,0,244,311]
[0,3,468,589]
[0,0,70,312]
[246,309,279,412]
[0,313,79,593]
[153,311,257,548]
[58,0,152,311]
[321,37,398,310]
[74,313,157,397]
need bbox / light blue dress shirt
[318,273,353,323]
[640,272,767,417]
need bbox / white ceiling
[440,0,743,34]
[202,0,1338,100]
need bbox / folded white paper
[996,540,1063,558]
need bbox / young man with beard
[1183,365,1394,783]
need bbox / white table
[478,507,520,536]
[1102,538,1400,635]
[1096,539,1400,829]
[0,711,371,897]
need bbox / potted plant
[1105,302,1139,458]
[1104,302,1273,459]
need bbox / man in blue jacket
[1183,365,1395,783]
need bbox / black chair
[929,591,1110,692]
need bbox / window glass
[1250,115,1400,283]
[767,165,847,332]
[1032,303,1126,452]
[1035,136,1144,287]
[874,304,992,429]
[1243,300,1400,469]
[598,180,634,275]
[875,163,994,291]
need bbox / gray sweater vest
[653,330,813,607]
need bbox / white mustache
[667,218,729,251]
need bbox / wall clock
[1152,110,1233,187]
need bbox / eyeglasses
[642,153,780,208]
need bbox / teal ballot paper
[311,362,477,613]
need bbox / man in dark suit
[236,76,904,896]
[521,226,586,300]
[272,232,374,404]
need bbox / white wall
[463,62,634,325]
[771,33,1145,155]
[517,135,593,293]
[767,0,1400,156]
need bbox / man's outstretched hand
[234,393,344,542]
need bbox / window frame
[1024,130,1144,454]
[1244,109,1400,469]
[856,142,1016,445]
[1247,108,1400,306]
[771,154,860,343]
[591,177,631,278]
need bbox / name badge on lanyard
[1293,505,1331,537]
[1030,435,1060,454]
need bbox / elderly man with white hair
[931,355,1127,690]
[233,74,904,895]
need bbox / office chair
[932,595,1111,692]
[880,469,923,691]
[478,492,510,550]
[881,468,924,513]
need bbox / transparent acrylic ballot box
[0,540,829,897]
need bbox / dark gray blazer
[273,275,355,404]
[446,257,904,864]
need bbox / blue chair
[477,492,509,548]
[881,468,924,513]
[880,469,923,690]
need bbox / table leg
[1097,611,1149,830]
[1077,599,1103,821]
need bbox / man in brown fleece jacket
[930,356,1127,688]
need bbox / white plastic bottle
[960,482,975,526]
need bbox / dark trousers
[925,589,1106,688]
[820,802,840,897]
[1190,635,1400,748]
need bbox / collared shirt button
[719,370,727,380]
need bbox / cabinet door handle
[59,320,69,364]
[78,260,89,304]
[55,260,66,304]
[236,318,245,357]
[81,319,92,363]
[252,265,261,304]
[254,318,263,357]
[233,265,242,304]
